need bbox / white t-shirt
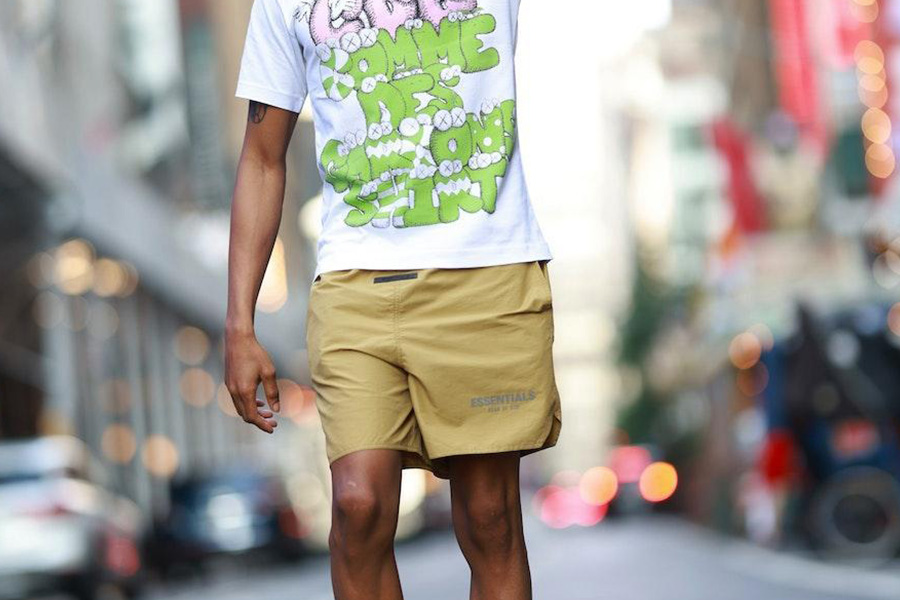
[236,0,552,280]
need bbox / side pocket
[536,260,555,343]
[306,275,321,338]
[308,274,322,298]
[537,260,553,305]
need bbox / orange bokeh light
[862,107,892,144]
[639,462,678,503]
[729,332,762,370]
[888,303,900,336]
[736,363,770,397]
[867,143,896,179]
[579,466,619,506]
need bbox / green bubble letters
[318,11,517,229]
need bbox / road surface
[147,517,900,600]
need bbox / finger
[251,411,277,434]
[242,391,276,434]
[240,386,265,428]
[261,367,280,414]
[252,399,276,420]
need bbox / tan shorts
[305,260,562,479]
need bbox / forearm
[226,153,286,335]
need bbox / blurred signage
[116,0,184,101]
[768,0,827,157]
[825,0,872,69]
[710,118,766,233]
[115,0,189,173]
[179,0,230,208]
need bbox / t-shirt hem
[312,243,553,281]
[235,81,305,114]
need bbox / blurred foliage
[615,257,680,443]
[617,259,673,367]
[828,127,869,199]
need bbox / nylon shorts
[305,260,562,479]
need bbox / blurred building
[0,0,321,514]
[617,0,900,533]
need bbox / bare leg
[329,449,404,600]
[447,452,532,600]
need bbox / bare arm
[224,101,299,434]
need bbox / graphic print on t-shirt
[294,0,516,229]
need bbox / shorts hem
[328,443,444,477]
[328,443,426,465]
[428,409,562,472]
[324,410,561,481]
[428,435,560,462]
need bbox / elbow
[240,146,287,176]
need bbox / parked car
[146,469,307,577]
[752,303,900,562]
[0,435,146,600]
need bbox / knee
[456,493,518,555]
[330,488,394,551]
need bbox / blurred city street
[144,517,900,600]
[4,0,900,598]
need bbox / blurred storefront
[0,0,321,516]
[616,0,900,557]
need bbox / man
[224,1,561,598]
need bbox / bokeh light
[87,301,119,340]
[851,0,880,23]
[32,291,65,329]
[216,382,240,417]
[180,368,216,407]
[748,323,774,351]
[888,303,900,336]
[174,326,211,365]
[639,462,678,503]
[536,484,607,529]
[26,251,55,288]
[855,40,885,74]
[862,108,892,144]
[579,466,619,506]
[54,239,95,296]
[866,142,896,179]
[92,258,129,297]
[729,332,762,370]
[736,364,770,397]
[117,261,140,297]
[873,252,900,288]
[142,435,179,478]
[102,424,137,464]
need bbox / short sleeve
[235,0,308,113]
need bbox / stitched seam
[396,281,408,369]
[392,282,404,369]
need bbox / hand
[224,330,280,433]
